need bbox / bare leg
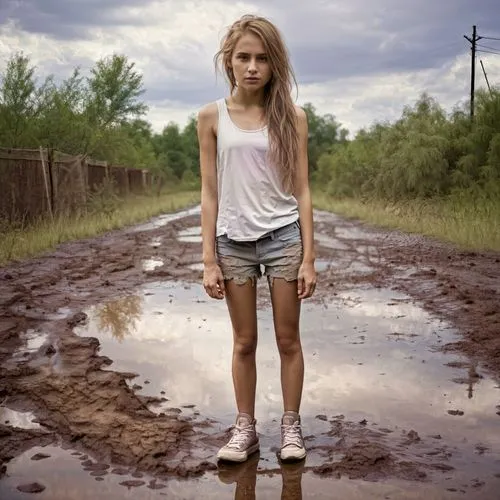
[225,278,258,417]
[268,278,303,412]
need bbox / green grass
[0,190,200,266]
[313,190,500,252]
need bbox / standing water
[2,279,499,499]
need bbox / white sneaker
[217,413,260,462]
[279,411,306,461]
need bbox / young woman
[197,14,316,463]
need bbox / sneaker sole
[279,449,307,462]
[217,443,260,463]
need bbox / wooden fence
[0,147,154,223]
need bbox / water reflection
[92,295,143,342]
[459,361,482,400]
[142,258,164,271]
[177,226,202,243]
[129,205,201,232]
[74,283,500,441]
[218,454,304,500]
[72,281,500,489]
[0,407,41,430]
[2,442,500,499]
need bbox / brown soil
[308,416,453,482]
[312,216,500,375]
[1,207,499,485]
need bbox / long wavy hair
[214,15,299,192]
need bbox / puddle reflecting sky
[0,408,41,430]
[130,206,201,232]
[142,258,164,271]
[72,282,500,451]
[177,226,202,243]
[4,445,498,500]
[3,280,500,499]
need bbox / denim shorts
[215,220,303,285]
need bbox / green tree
[85,54,148,155]
[302,102,343,171]
[181,115,200,177]
[0,52,48,147]
[153,122,191,179]
[35,68,90,153]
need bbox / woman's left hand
[297,260,316,299]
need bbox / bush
[314,89,500,203]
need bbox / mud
[1,205,500,498]
[312,212,500,374]
[307,416,460,482]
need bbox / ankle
[236,412,255,425]
[282,410,301,425]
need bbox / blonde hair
[214,14,299,192]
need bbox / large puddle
[5,444,498,500]
[2,280,499,498]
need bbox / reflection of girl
[197,14,316,463]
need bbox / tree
[35,68,89,153]
[0,53,48,147]
[85,54,147,153]
[181,115,200,177]
[302,102,342,171]
[153,122,191,179]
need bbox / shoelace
[281,422,303,449]
[226,424,254,450]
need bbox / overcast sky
[1,0,499,135]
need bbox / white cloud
[297,52,500,135]
[1,0,500,134]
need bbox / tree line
[315,90,500,204]
[2,52,498,204]
[0,52,198,185]
[0,52,345,187]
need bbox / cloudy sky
[1,0,499,135]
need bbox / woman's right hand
[203,262,225,299]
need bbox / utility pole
[464,25,482,119]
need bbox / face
[229,32,272,91]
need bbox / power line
[481,35,500,42]
[477,42,500,52]
[477,48,500,56]
[464,26,500,119]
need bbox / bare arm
[294,106,315,264]
[294,106,317,299]
[197,103,225,299]
[197,103,218,265]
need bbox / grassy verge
[0,190,200,266]
[313,190,500,252]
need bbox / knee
[276,332,301,357]
[234,334,257,357]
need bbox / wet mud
[1,205,500,498]
[312,212,500,374]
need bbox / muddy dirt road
[1,206,499,499]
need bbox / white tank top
[215,98,299,241]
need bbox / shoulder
[197,101,220,138]
[293,105,307,121]
[197,101,219,123]
[293,105,308,132]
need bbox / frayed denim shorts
[215,220,303,286]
